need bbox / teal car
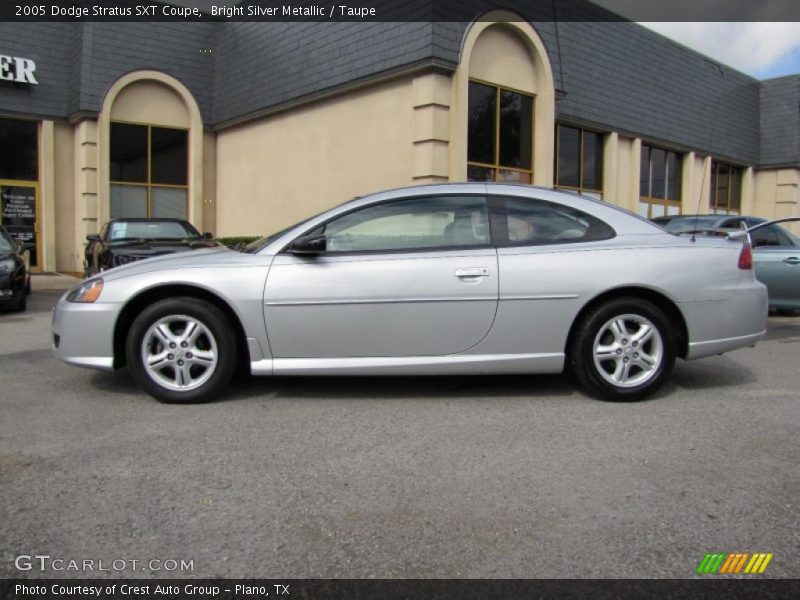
[748,220,800,315]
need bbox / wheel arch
[565,286,689,360]
[112,284,250,371]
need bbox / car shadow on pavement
[224,373,578,403]
[88,358,757,404]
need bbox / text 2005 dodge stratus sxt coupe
[52,184,768,403]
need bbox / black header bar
[2,0,800,22]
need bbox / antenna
[690,62,727,243]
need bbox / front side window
[310,196,490,253]
[467,81,533,184]
[639,144,682,218]
[555,125,603,197]
[497,197,615,246]
[710,160,742,215]
[110,122,188,219]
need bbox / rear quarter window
[496,197,616,246]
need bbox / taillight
[738,242,752,270]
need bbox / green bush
[216,236,261,250]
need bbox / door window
[311,196,490,253]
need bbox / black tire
[25,274,31,295]
[126,297,237,403]
[775,308,799,317]
[14,290,27,312]
[569,297,675,402]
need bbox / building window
[110,122,188,219]
[709,160,742,214]
[639,144,682,218]
[554,124,603,197]
[0,118,39,266]
[467,80,533,184]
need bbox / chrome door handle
[782,257,800,265]
[455,267,489,278]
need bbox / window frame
[110,120,189,219]
[639,143,683,219]
[467,78,535,184]
[709,159,743,215]
[554,123,604,196]
[279,194,494,256]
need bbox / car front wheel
[569,297,675,402]
[126,297,237,403]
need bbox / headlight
[66,278,104,303]
[0,258,14,274]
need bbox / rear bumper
[687,330,766,360]
[51,296,117,371]
[682,282,768,360]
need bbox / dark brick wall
[760,76,800,167]
[432,18,761,165]
[0,4,795,166]
[212,21,434,125]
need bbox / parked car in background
[652,215,800,315]
[54,184,768,404]
[745,219,800,315]
[0,225,32,312]
[651,214,765,234]
[84,218,220,278]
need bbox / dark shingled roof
[0,2,797,167]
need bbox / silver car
[52,184,768,403]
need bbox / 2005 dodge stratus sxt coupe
[52,184,768,404]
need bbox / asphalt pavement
[1,275,799,579]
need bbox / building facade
[0,6,798,273]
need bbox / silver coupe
[52,184,768,403]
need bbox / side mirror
[86,234,102,243]
[202,232,214,240]
[290,234,326,255]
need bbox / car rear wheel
[569,297,675,402]
[126,297,237,403]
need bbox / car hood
[106,239,219,253]
[98,246,271,282]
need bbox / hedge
[216,236,261,250]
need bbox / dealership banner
[3,579,800,599]
[1,0,800,22]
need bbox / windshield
[0,229,15,253]
[108,220,201,241]
[241,211,343,254]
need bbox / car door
[264,195,498,358]
[751,224,800,308]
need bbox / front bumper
[0,272,24,306]
[51,295,118,371]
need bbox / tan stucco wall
[754,167,800,234]
[53,122,76,272]
[215,77,414,237]
[110,80,190,128]
[602,134,638,212]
